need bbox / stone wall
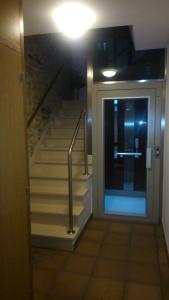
[24,33,72,156]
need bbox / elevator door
[96,88,159,222]
[104,97,148,216]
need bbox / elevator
[92,81,164,223]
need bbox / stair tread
[30,173,90,180]
[30,185,88,196]
[31,202,84,215]
[34,160,92,166]
[38,147,84,152]
[46,137,83,140]
[31,223,79,239]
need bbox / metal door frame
[92,81,164,223]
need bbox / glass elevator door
[104,98,149,216]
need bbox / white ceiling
[23,0,169,50]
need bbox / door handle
[146,147,152,169]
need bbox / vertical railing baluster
[83,111,89,175]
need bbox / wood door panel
[0,0,21,50]
[0,43,31,299]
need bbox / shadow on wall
[24,33,72,156]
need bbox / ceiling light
[103,81,116,84]
[53,3,96,39]
[138,79,148,83]
[102,69,117,78]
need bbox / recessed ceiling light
[138,79,148,83]
[53,3,96,39]
[102,69,117,78]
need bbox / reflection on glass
[104,98,148,216]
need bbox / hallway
[33,219,169,300]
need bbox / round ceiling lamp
[102,68,118,78]
[53,3,96,39]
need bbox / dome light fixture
[53,3,96,39]
[102,68,117,78]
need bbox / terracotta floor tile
[33,268,56,293]
[63,254,95,275]
[125,282,162,300]
[82,229,105,242]
[163,287,169,300]
[104,232,130,246]
[155,225,165,237]
[130,247,158,264]
[93,258,127,280]
[109,222,131,233]
[100,244,129,261]
[87,219,110,230]
[158,249,169,265]
[33,293,46,300]
[160,264,169,286]
[49,272,89,300]
[84,278,124,300]
[128,263,160,284]
[75,240,100,257]
[131,234,156,249]
[133,224,155,235]
[34,252,67,271]
[157,235,167,250]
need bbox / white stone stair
[30,100,92,250]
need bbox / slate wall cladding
[24,33,72,156]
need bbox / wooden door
[0,1,32,299]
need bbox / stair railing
[67,109,89,234]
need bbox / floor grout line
[32,220,169,300]
[81,221,112,300]
[154,225,166,300]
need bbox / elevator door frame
[92,81,164,223]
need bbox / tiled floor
[33,219,169,300]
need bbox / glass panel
[104,98,148,216]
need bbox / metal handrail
[27,65,63,128]
[67,109,89,234]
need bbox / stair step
[49,118,83,129]
[30,178,88,190]
[31,202,85,230]
[35,149,92,164]
[31,192,88,205]
[46,128,83,138]
[31,201,84,216]
[31,202,84,216]
[32,223,78,239]
[30,185,88,197]
[44,138,83,149]
[30,163,92,179]
[58,112,82,118]
[34,160,92,166]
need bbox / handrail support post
[83,111,89,176]
[67,149,75,234]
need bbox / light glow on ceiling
[53,3,96,39]
[102,69,117,78]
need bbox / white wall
[162,44,169,253]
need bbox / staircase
[29,100,92,251]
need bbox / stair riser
[35,150,85,163]
[30,164,92,178]
[31,212,83,227]
[49,119,84,129]
[31,191,89,205]
[47,128,83,138]
[30,178,87,190]
[58,112,82,118]
[44,138,84,149]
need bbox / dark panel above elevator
[91,26,165,82]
